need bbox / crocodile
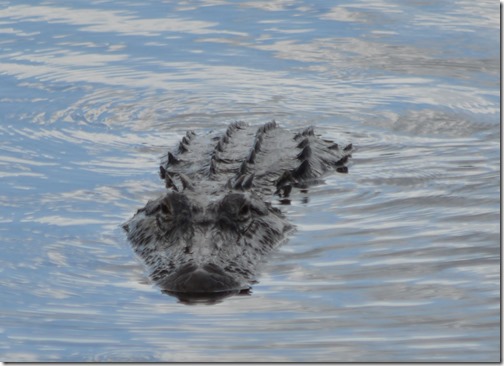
[123,121,352,302]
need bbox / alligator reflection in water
[123,121,353,303]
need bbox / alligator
[123,121,352,302]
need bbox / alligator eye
[239,204,250,216]
[160,202,171,215]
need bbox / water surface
[0,0,499,362]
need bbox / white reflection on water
[413,0,498,31]
[0,5,245,36]
[23,216,105,226]
[320,2,403,23]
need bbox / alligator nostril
[202,262,227,275]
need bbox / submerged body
[123,121,352,297]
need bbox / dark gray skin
[123,121,352,300]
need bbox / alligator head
[123,180,292,295]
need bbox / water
[0,0,499,362]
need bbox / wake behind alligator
[123,121,353,300]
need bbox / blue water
[0,0,499,362]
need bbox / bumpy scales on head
[123,121,352,296]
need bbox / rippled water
[0,0,499,362]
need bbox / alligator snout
[159,262,244,293]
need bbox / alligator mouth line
[159,263,252,305]
[162,288,251,305]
